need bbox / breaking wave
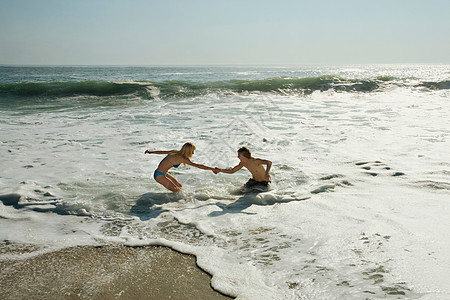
[1,76,449,101]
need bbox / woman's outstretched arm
[144,150,172,155]
[184,159,216,171]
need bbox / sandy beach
[0,243,233,300]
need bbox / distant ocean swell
[1,76,449,100]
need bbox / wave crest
[1,76,449,100]
[0,81,154,98]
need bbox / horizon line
[1,62,449,67]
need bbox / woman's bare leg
[166,174,182,188]
[155,176,181,192]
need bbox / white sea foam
[1,65,449,299]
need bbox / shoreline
[0,243,233,300]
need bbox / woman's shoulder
[169,151,189,161]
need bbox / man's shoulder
[254,157,271,163]
[246,158,262,167]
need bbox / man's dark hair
[238,147,251,158]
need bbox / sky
[0,0,449,65]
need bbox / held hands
[212,167,221,174]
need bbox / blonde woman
[144,142,217,192]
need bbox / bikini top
[165,155,180,168]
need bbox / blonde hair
[171,142,196,160]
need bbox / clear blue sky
[1,0,449,65]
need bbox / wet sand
[0,243,233,300]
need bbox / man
[216,147,272,191]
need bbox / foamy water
[1,65,449,299]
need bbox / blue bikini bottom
[153,170,167,180]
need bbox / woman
[144,142,216,192]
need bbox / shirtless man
[216,147,272,190]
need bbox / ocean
[1,65,449,299]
